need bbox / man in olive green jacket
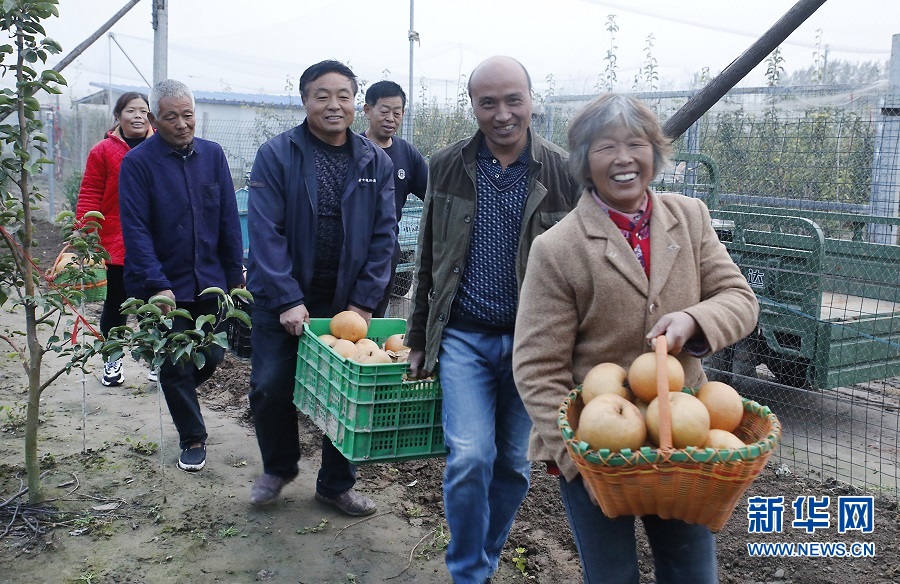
[405,56,581,584]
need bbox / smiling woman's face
[588,125,654,214]
[118,97,149,139]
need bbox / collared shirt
[119,133,245,301]
[451,138,531,331]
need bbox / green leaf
[194,314,215,331]
[40,69,64,84]
[225,308,251,327]
[167,308,193,321]
[231,288,253,301]
[199,286,226,297]
[148,294,176,307]
[137,303,163,316]
[120,298,144,310]
[192,351,206,370]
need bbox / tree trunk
[14,21,44,505]
[24,337,43,504]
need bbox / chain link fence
[601,83,899,498]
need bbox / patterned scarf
[600,193,652,277]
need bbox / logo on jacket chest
[358,177,376,184]
[397,168,406,180]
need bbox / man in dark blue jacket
[360,80,428,317]
[120,79,245,473]
[246,60,396,515]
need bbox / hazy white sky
[32,0,899,104]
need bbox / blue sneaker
[177,444,206,472]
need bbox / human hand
[280,304,309,336]
[407,349,432,379]
[646,311,698,354]
[345,304,372,325]
[153,289,176,315]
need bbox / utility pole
[406,0,417,144]
[152,0,168,86]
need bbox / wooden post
[662,0,827,140]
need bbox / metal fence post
[47,108,55,217]
[683,119,700,199]
[870,33,900,245]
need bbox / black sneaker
[177,444,206,472]
[101,358,124,387]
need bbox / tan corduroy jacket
[512,190,759,481]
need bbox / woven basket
[558,338,781,532]
[47,246,107,303]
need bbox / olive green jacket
[406,129,581,370]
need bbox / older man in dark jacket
[246,60,396,515]
[120,79,244,474]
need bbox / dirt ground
[0,222,898,583]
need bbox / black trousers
[158,297,225,449]
[100,265,128,346]
[248,281,356,497]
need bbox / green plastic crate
[293,318,446,463]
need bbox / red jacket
[75,126,152,265]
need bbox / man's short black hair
[299,60,359,98]
[365,80,407,109]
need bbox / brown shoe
[250,473,291,506]
[315,489,377,517]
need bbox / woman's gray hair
[148,79,195,117]
[567,93,672,189]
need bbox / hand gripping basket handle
[47,243,72,279]
[655,335,674,450]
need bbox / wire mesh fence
[630,84,900,498]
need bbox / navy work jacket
[246,123,396,314]
[119,134,245,301]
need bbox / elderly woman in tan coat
[512,93,758,584]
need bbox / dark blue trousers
[248,295,356,497]
[159,297,225,449]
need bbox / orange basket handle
[655,335,673,450]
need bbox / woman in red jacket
[76,91,153,386]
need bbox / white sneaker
[147,369,159,383]
[101,358,125,387]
